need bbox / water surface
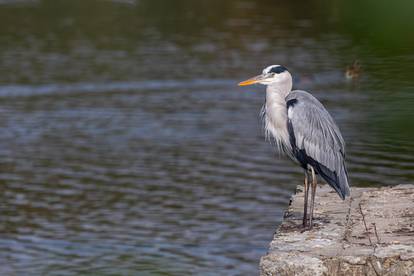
[0,0,413,275]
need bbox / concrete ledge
[260,184,414,276]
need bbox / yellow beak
[238,74,266,86]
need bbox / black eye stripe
[269,66,288,74]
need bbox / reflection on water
[0,0,413,275]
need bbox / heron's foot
[300,223,314,232]
[300,225,310,232]
[302,216,307,228]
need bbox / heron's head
[238,65,291,86]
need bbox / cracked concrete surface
[260,184,414,276]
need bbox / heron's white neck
[266,77,292,98]
[263,77,292,153]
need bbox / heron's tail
[314,161,350,200]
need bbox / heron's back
[285,90,350,199]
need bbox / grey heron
[238,65,350,229]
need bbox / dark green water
[0,0,413,275]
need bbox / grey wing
[286,90,350,199]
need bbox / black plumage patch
[269,65,288,74]
[286,98,298,108]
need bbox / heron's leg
[302,172,309,227]
[309,166,317,229]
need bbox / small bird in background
[345,60,361,80]
[238,65,350,229]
